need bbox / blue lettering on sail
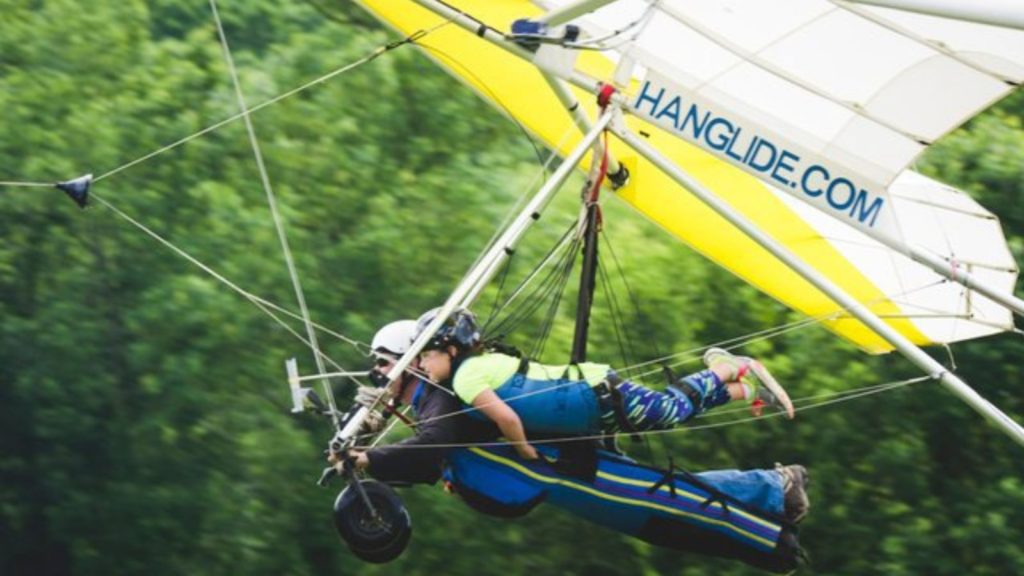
[655,96,682,127]
[850,189,884,227]
[771,151,800,187]
[682,103,710,140]
[633,80,887,229]
[704,117,734,151]
[635,82,665,115]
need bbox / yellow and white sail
[358,0,1022,352]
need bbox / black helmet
[415,307,481,351]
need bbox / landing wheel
[334,480,412,563]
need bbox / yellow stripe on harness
[595,469,780,532]
[468,448,779,549]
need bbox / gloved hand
[359,408,387,434]
[355,385,390,408]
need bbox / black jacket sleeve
[363,387,464,485]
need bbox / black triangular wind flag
[55,174,92,208]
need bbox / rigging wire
[351,374,932,450]
[210,0,336,414]
[89,194,367,352]
[481,226,577,334]
[90,192,364,386]
[597,248,636,376]
[531,229,582,358]
[601,225,665,368]
[485,221,580,341]
[355,274,955,437]
[478,130,579,330]
[0,181,52,187]
[624,279,949,379]
[482,252,516,332]
[487,220,579,325]
[602,230,659,379]
[455,128,576,304]
[93,20,449,184]
[368,405,414,449]
[631,319,824,382]
[560,0,661,52]
[416,41,551,176]
[3,14,466,375]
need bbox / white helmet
[370,320,418,356]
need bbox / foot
[776,463,810,524]
[703,347,795,419]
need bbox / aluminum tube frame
[615,126,1024,447]
[540,72,623,176]
[455,111,612,308]
[399,0,1024,442]
[338,111,614,442]
[409,0,604,94]
[538,0,1024,30]
[411,0,1024,321]
[906,246,1024,316]
[846,0,1024,30]
[538,0,620,26]
[295,370,371,383]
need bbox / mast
[570,86,622,364]
[570,199,600,363]
[337,111,615,442]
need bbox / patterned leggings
[599,369,731,433]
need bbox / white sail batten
[846,0,1024,32]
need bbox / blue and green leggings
[600,369,730,432]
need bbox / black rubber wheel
[334,480,412,564]
[348,516,413,564]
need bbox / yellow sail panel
[361,1,575,154]
[611,122,928,353]
[359,0,935,352]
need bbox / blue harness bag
[443,445,801,573]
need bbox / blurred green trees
[1,2,1022,575]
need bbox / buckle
[670,379,703,410]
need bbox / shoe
[776,463,810,524]
[702,347,795,419]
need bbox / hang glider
[347,0,1024,447]
[358,0,1024,352]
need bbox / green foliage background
[2,2,1023,574]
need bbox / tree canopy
[2,2,1023,575]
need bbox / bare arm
[472,388,538,460]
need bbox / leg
[606,370,730,432]
[671,368,734,412]
[696,465,810,524]
[703,348,795,419]
[694,469,784,516]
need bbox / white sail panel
[767,168,1017,344]
[851,3,1024,79]
[550,0,1024,184]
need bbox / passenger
[414,307,794,462]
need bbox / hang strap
[516,357,531,376]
